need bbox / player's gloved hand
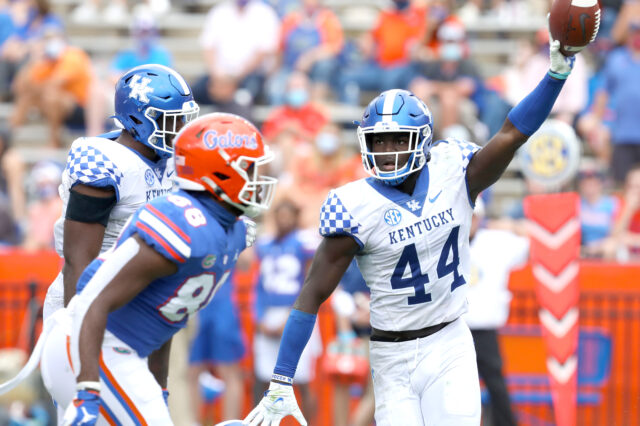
[62,389,101,426]
[547,13,576,80]
[244,381,307,426]
[242,217,257,248]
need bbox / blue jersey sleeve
[446,138,481,171]
[132,196,206,264]
[66,144,124,198]
[319,191,363,248]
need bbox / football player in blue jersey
[36,113,277,426]
[43,64,199,322]
[246,30,578,425]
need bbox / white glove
[242,216,257,248]
[547,14,576,79]
[244,381,307,426]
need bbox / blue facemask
[286,89,309,108]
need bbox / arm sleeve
[318,190,364,249]
[66,144,124,200]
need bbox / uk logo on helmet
[128,74,154,103]
[203,130,258,150]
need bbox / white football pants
[370,317,481,426]
[42,271,64,321]
[40,309,172,425]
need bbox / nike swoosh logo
[275,397,284,403]
[428,190,442,203]
[167,170,175,177]
[579,13,590,43]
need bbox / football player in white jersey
[246,33,577,425]
[43,64,199,320]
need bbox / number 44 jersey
[320,138,481,332]
[76,190,248,358]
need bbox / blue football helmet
[114,64,199,159]
[356,89,433,186]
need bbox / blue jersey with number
[76,190,247,357]
[318,138,481,331]
[254,230,317,321]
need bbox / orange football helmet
[173,113,277,217]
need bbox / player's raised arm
[466,30,576,201]
[246,235,359,426]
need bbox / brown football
[549,0,601,56]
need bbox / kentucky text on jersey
[203,130,258,150]
[146,187,172,201]
[388,208,455,245]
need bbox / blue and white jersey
[319,138,481,331]
[254,230,318,321]
[53,131,174,257]
[76,190,247,358]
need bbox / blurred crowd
[1,0,640,424]
[1,0,640,261]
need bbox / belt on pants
[370,321,452,342]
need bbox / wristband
[271,374,293,385]
[77,381,101,392]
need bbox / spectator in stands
[252,199,321,421]
[110,15,172,77]
[414,0,462,61]
[464,198,527,426]
[337,0,426,105]
[612,0,640,45]
[578,161,620,258]
[86,13,173,135]
[0,0,63,101]
[266,0,343,105]
[10,26,92,147]
[287,123,365,228]
[410,20,484,136]
[487,29,588,139]
[610,164,640,261]
[0,126,25,246]
[199,74,255,124]
[262,72,328,175]
[22,160,62,251]
[193,0,280,105]
[262,0,299,18]
[591,20,640,185]
[188,273,247,424]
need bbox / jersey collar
[121,144,168,182]
[192,192,237,230]
[365,166,429,217]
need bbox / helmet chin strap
[199,176,260,217]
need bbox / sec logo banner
[517,119,581,190]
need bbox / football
[549,0,601,56]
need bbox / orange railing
[1,249,639,425]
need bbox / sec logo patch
[384,208,402,226]
[144,169,155,186]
